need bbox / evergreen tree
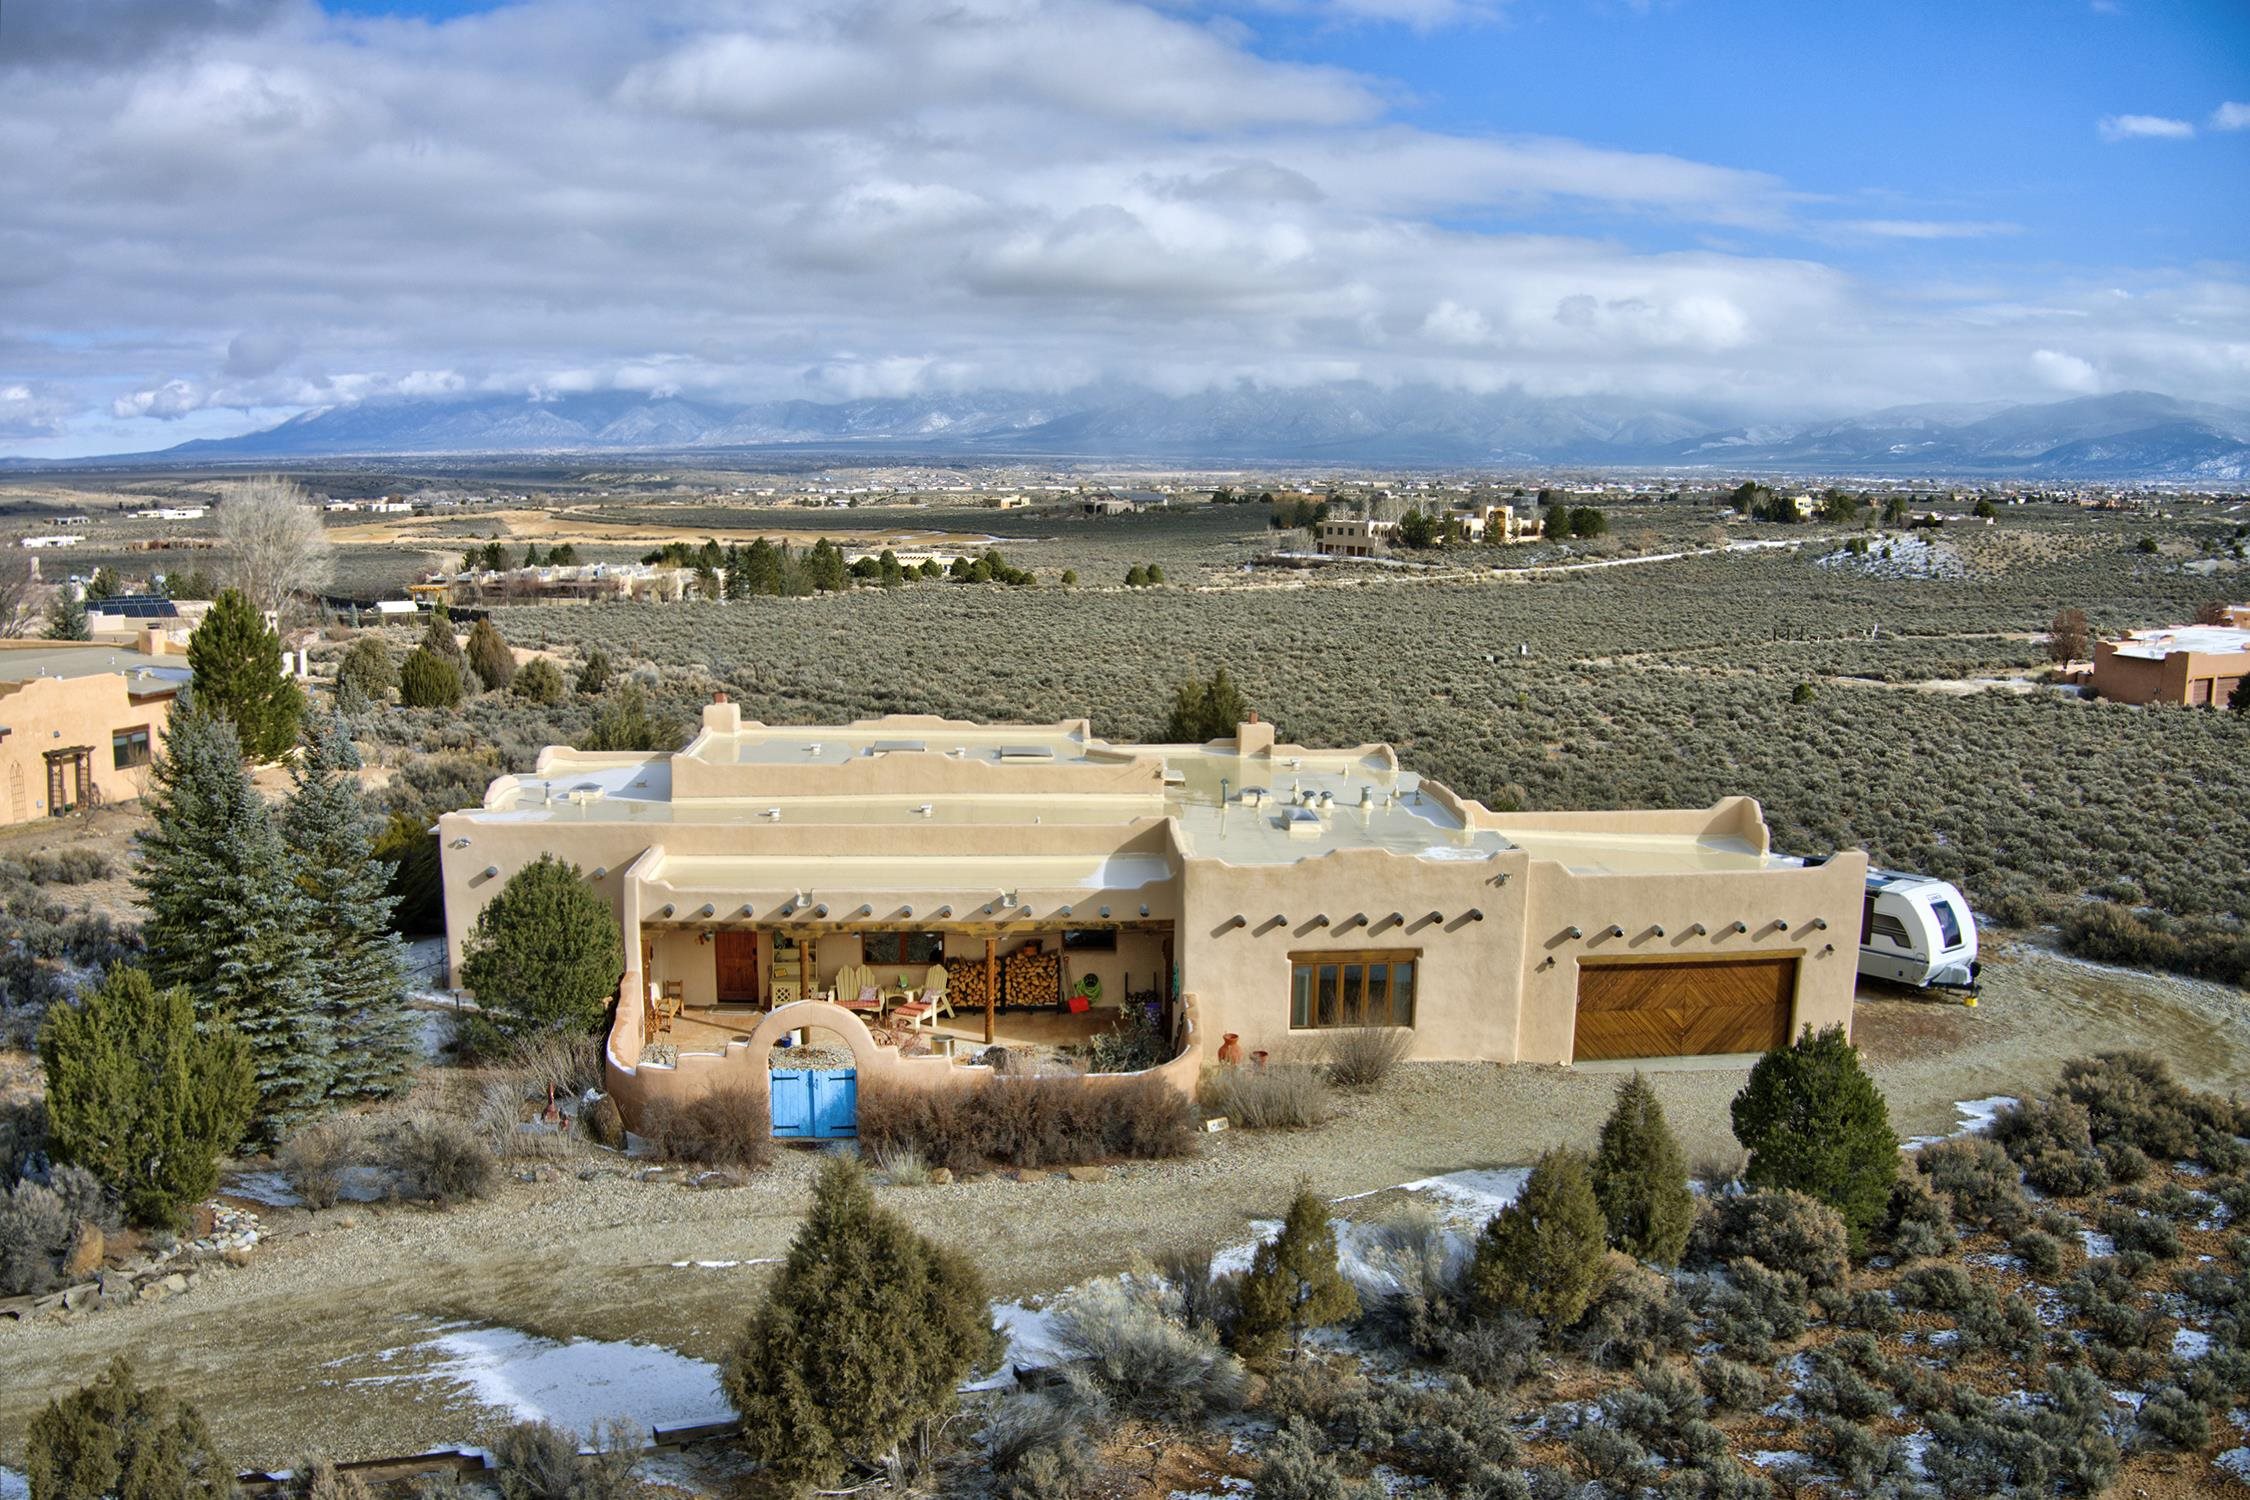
[420,602,465,667]
[724,1155,993,1487]
[465,616,515,691]
[38,967,255,1230]
[1470,1147,1609,1326]
[186,588,303,760]
[740,538,784,596]
[45,590,89,642]
[334,634,396,708]
[282,716,416,1101]
[511,657,565,704]
[83,566,124,602]
[135,699,330,1140]
[521,543,543,567]
[1233,1184,1358,1360]
[25,1357,233,1500]
[397,646,463,709]
[576,648,614,695]
[577,683,673,752]
[1161,666,1251,742]
[372,811,445,934]
[1590,1072,1694,1267]
[805,537,850,593]
[1731,1025,1900,1256]
[458,854,625,1046]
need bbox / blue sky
[2,0,2246,456]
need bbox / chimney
[702,692,742,735]
[1236,717,1276,759]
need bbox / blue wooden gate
[770,1069,857,1139]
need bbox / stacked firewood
[1002,944,1063,1010]
[943,956,992,1012]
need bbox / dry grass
[635,1085,775,1170]
[1320,1028,1414,1090]
[1200,1061,1334,1130]
[858,1074,1198,1172]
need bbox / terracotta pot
[1252,1050,1270,1069]
[1216,1033,1243,1066]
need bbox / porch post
[983,935,997,1045]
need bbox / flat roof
[2110,624,2250,660]
[0,643,190,691]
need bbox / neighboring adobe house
[2090,609,2250,707]
[0,639,189,823]
[439,705,1865,1125]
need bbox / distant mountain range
[26,387,2250,479]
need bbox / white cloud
[0,0,2243,455]
[2029,349,2102,394]
[2098,113,2195,142]
[1835,219,2018,240]
[2213,101,2250,132]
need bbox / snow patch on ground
[2217,1448,2250,1486]
[1815,534,1968,581]
[2175,1328,2213,1360]
[1905,1095,2017,1148]
[2080,1230,2115,1258]
[353,1323,730,1430]
[224,1166,391,1208]
[969,1300,1070,1390]
[667,1259,782,1270]
[0,1467,26,1500]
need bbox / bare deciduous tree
[219,475,333,621]
[0,542,38,636]
[2047,607,2090,667]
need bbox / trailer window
[1932,900,1964,951]
[1868,912,1912,947]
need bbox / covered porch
[621,845,1182,1056]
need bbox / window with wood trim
[858,931,944,966]
[111,725,152,770]
[1289,951,1417,1029]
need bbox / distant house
[131,507,207,521]
[1457,504,1543,544]
[366,500,415,515]
[991,494,1031,510]
[0,640,190,822]
[85,594,203,650]
[2090,609,2250,707]
[19,535,84,550]
[1313,517,1395,558]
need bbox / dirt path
[0,944,2240,1465]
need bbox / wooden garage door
[1573,957,1797,1061]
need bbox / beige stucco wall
[0,671,175,824]
[2091,641,2250,707]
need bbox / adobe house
[0,639,188,823]
[2090,611,2250,707]
[439,703,1865,1123]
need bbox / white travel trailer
[1858,869,1979,990]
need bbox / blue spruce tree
[283,715,417,1101]
[135,696,332,1142]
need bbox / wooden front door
[1573,956,1798,1062]
[715,930,760,1004]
